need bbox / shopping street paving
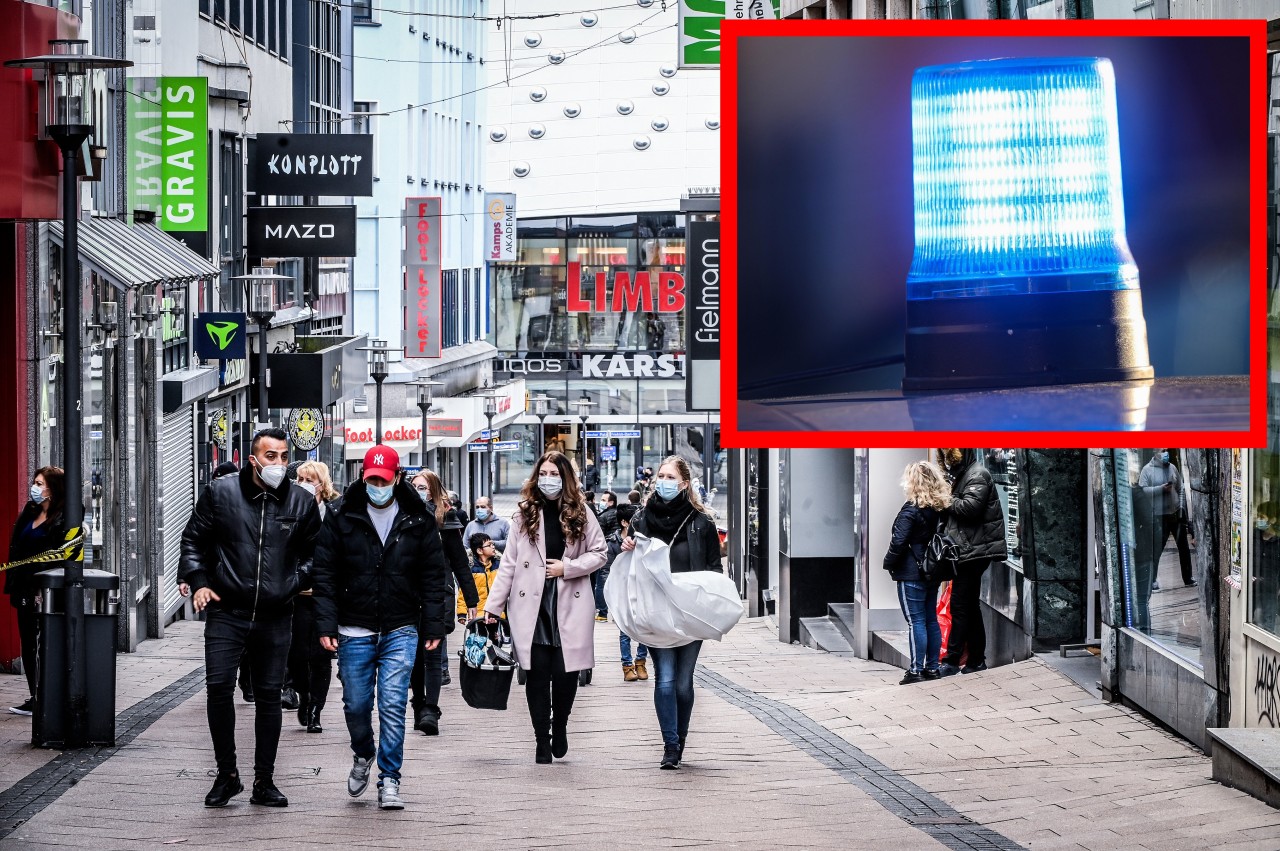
[1,614,1278,850]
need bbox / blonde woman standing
[882,461,952,685]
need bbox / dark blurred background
[736,36,1251,400]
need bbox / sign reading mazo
[250,134,374,196]
[402,197,442,358]
[246,206,356,256]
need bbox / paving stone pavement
[1,615,1278,849]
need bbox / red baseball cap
[362,444,400,481]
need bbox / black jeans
[943,559,990,668]
[11,595,38,697]
[409,609,449,711]
[525,643,578,742]
[1150,513,1192,586]
[204,608,292,777]
[287,596,333,712]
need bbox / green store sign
[127,76,208,232]
[679,0,780,68]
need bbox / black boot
[250,776,289,807]
[281,687,300,711]
[551,721,568,759]
[296,696,310,728]
[677,735,686,762]
[535,737,553,764]
[414,704,440,736]
[204,770,243,807]
[306,705,323,734]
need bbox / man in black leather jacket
[180,428,321,809]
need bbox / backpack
[921,517,960,583]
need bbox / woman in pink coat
[484,450,607,764]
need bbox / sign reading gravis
[246,206,356,256]
[484,192,517,262]
[686,220,720,411]
[127,77,209,231]
[250,134,374,197]
[679,0,779,68]
[402,197,443,358]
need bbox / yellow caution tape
[0,528,85,572]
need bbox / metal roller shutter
[159,408,196,621]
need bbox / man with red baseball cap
[311,444,451,811]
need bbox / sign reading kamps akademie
[246,206,356,257]
[402,197,442,359]
[484,192,516,262]
[249,134,374,196]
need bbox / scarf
[642,488,696,544]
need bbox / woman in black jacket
[621,455,722,770]
[937,448,1009,676]
[6,466,66,716]
[883,461,951,685]
[408,468,479,735]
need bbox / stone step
[828,602,858,646]
[870,630,911,671]
[799,616,854,653]
[1208,728,1280,809]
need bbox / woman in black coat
[6,466,66,715]
[621,455,723,771]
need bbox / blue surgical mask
[476,508,490,520]
[1160,451,1170,464]
[655,480,681,501]
[367,483,395,506]
[1258,519,1270,531]
[29,485,45,504]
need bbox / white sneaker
[378,778,404,810]
[348,754,374,797]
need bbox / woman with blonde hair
[882,460,952,685]
[620,454,723,769]
[290,461,341,731]
[483,450,607,763]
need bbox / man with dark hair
[181,427,322,808]
[593,492,621,622]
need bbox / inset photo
[721,20,1264,446]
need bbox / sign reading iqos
[127,77,209,231]
[678,0,780,68]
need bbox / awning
[48,217,220,288]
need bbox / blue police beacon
[903,57,1154,392]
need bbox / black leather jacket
[179,466,322,620]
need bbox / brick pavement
[1,616,1278,849]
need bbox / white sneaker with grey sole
[378,778,404,810]
[348,754,374,797]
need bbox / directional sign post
[609,430,642,439]
[584,430,608,439]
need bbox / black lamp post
[527,393,551,457]
[358,339,390,441]
[6,39,131,747]
[411,378,444,469]
[232,271,284,428]
[574,396,594,475]
[482,392,498,496]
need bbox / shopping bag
[937,582,953,649]
[604,533,744,649]
[457,618,516,710]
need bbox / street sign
[610,430,642,438]
[468,440,520,452]
[466,442,489,453]
[584,430,608,438]
[601,446,618,461]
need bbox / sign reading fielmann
[686,220,720,411]
[249,134,374,196]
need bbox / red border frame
[720,19,1267,450]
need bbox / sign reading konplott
[686,220,720,411]
[249,134,374,196]
[402,197,443,358]
[246,206,356,256]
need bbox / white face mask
[258,463,287,489]
[537,475,563,499]
[298,481,317,497]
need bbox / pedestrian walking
[883,461,950,685]
[407,468,479,736]
[311,445,452,810]
[180,428,322,808]
[614,503,648,682]
[593,492,621,622]
[463,495,510,553]
[6,466,66,716]
[582,459,600,492]
[935,449,1008,677]
[483,450,607,764]
[461,532,502,623]
[286,460,342,733]
[621,455,723,769]
[1139,449,1196,592]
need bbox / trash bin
[32,567,120,747]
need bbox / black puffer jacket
[311,480,452,640]
[943,452,1008,564]
[882,501,938,583]
[179,466,322,619]
[629,502,722,574]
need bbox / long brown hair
[410,469,449,526]
[518,450,589,544]
[34,466,65,522]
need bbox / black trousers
[1150,513,1193,586]
[204,608,292,777]
[525,643,578,742]
[943,559,990,668]
[286,596,333,712]
[11,595,38,697]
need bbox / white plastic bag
[604,533,744,648]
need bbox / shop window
[1251,450,1280,636]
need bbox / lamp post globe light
[357,339,390,441]
[232,270,287,435]
[5,39,131,747]
[411,378,444,468]
[573,396,594,477]
[527,393,552,457]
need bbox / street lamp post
[6,40,131,747]
[411,378,444,469]
[574,396,594,478]
[482,393,498,496]
[231,270,289,444]
[358,339,390,441]
[527,393,551,457]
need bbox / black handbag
[457,618,516,711]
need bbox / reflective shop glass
[1251,448,1280,637]
[1113,449,1202,664]
[974,449,1023,570]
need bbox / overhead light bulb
[903,56,1153,392]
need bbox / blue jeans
[338,626,418,784]
[593,567,610,615]
[897,580,941,675]
[649,641,702,747]
[619,632,647,665]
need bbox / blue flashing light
[907,57,1138,301]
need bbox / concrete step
[828,602,858,647]
[870,630,911,671]
[799,616,854,653]
[1208,728,1280,808]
